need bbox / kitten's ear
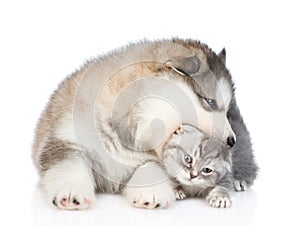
[199,138,209,155]
[218,48,226,65]
[174,125,183,135]
[166,55,201,76]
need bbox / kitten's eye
[205,98,216,107]
[201,167,213,176]
[184,154,192,164]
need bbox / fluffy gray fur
[227,98,258,190]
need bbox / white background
[0,1,299,225]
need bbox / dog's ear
[166,55,201,76]
[218,48,226,65]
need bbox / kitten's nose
[227,136,236,147]
[190,172,198,179]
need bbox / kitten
[161,124,233,208]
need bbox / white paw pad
[234,180,248,191]
[125,184,175,209]
[52,190,94,210]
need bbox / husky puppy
[32,39,256,210]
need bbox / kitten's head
[162,124,231,186]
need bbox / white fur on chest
[54,111,156,193]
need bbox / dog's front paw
[124,183,175,209]
[234,180,248,191]
[52,189,96,210]
[41,157,96,210]
[206,186,231,208]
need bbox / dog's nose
[227,136,236,147]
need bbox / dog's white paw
[206,186,231,208]
[174,188,187,200]
[41,157,96,210]
[52,189,95,210]
[234,180,248,191]
[124,183,175,209]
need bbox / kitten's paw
[206,195,231,208]
[124,183,175,209]
[234,180,248,192]
[52,189,96,210]
[174,188,187,200]
[206,186,231,208]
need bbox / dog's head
[166,41,236,148]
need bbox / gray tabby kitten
[161,124,232,208]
